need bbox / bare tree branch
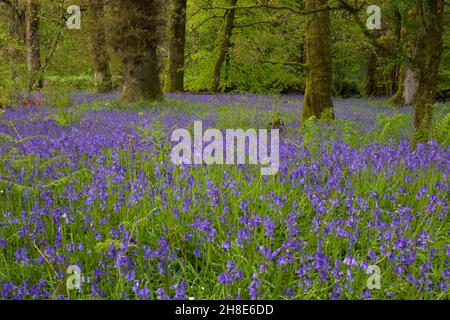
[337,0,396,56]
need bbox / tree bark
[366,14,401,99]
[390,8,417,106]
[211,0,237,93]
[5,0,25,83]
[390,8,402,98]
[122,51,163,101]
[90,0,112,93]
[390,64,406,105]
[25,0,42,90]
[391,65,419,107]
[413,0,445,143]
[365,45,389,97]
[403,69,418,105]
[302,0,334,120]
[167,0,187,92]
[110,0,164,102]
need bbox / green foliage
[370,113,412,144]
[0,96,449,300]
[0,0,447,98]
[433,112,450,146]
[43,168,91,190]
[298,110,418,153]
[45,75,95,92]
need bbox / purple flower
[248,273,261,300]
[156,287,169,300]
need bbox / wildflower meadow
[0,93,448,300]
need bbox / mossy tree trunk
[388,8,403,98]
[25,0,42,91]
[390,64,407,105]
[122,50,163,102]
[365,49,379,97]
[167,0,187,92]
[390,7,417,106]
[367,9,402,99]
[110,0,163,102]
[5,0,25,83]
[413,0,445,143]
[403,69,418,105]
[391,65,419,107]
[90,0,112,93]
[211,0,237,93]
[302,0,334,121]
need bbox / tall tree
[366,7,402,98]
[110,0,164,101]
[339,0,444,140]
[302,0,334,120]
[3,0,25,83]
[365,31,384,97]
[25,0,42,90]
[390,7,418,106]
[412,0,445,142]
[167,0,187,92]
[211,0,237,93]
[90,0,112,93]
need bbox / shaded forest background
[0,0,449,143]
[1,1,448,97]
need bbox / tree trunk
[390,8,417,106]
[390,64,406,105]
[403,69,418,105]
[365,50,387,97]
[167,0,187,92]
[110,0,163,102]
[365,28,387,97]
[6,0,25,83]
[413,0,445,143]
[25,0,42,90]
[122,52,163,101]
[211,0,237,93]
[90,0,112,93]
[391,66,419,106]
[302,0,334,120]
[366,29,399,98]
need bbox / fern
[433,113,450,146]
[367,114,412,144]
[0,179,27,194]
[299,116,321,153]
[338,119,365,148]
[43,168,91,189]
[0,133,15,142]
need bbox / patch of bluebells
[0,93,448,300]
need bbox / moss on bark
[90,0,112,93]
[211,0,237,93]
[25,0,43,90]
[302,0,334,121]
[412,0,445,144]
[110,0,164,102]
[167,0,187,93]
